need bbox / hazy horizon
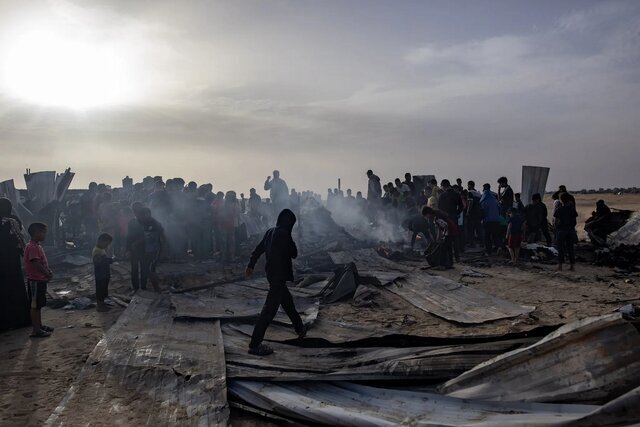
[1,0,639,195]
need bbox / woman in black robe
[0,197,31,330]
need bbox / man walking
[245,209,306,356]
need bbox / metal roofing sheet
[385,273,535,324]
[609,213,640,248]
[228,381,603,427]
[222,325,533,381]
[45,292,229,426]
[441,313,640,404]
[329,248,415,273]
[171,279,319,325]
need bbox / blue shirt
[480,191,501,223]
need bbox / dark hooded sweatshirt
[248,209,297,282]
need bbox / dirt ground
[0,193,639,426]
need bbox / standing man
[480,183,502,255]
[264,170,290,215]
[403,173,416,197]
[245,209,306,356]
[524,193,552,245]
[466,181,483,246]
[497,177,514,217]
[366,170,382,223]
[366,170,382,201]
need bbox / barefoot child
[506,209,523,265]
[24,222,54,338]
[93,233,114,311]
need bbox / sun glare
[1,29,137,109]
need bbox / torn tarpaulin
[440,313,640,404]
[385,273,535,324]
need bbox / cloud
[0,1,639,193]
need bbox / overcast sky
[0,0,639,194]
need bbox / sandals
[30,329,51,338]
[248,344,274,356]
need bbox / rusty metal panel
[45,292,229,426]
[222,324,534,381]
[440,313,640,404]
[228,381,602,426]
[171,279,319,326]
[385,273,534,324]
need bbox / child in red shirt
[24,222,54,338]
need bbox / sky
[0,0,639,194]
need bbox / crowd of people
[0,167,593,339]
[321,170,581,271]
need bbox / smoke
[325,197,408,244]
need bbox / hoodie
[248,209,298,281]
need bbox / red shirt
[24,240,49,281]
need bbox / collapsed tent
[440,313,640,404]
[45,292,229,427]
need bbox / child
[93,233,114,311]
[506,209,523,265]
[24,222,54,338]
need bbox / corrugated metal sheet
[521,165,550,204]
[45,292,229,426]
[609,213,640,248]
[222,325,534,381]
[170,279,319,325]
[224,319,401,345]
[329,248,415,273]
[24,171,57,213]
[228,381,603,426]
[385,273,535,324]
[440,313,640,404]
[224,320,555,347]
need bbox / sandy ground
[0,193,639,426]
